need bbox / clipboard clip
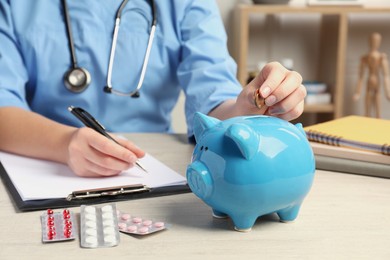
[66,184,151,201]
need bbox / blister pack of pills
[41,209,76,243]
[80,204,120,248]
[117,210,169,235]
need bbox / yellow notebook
[304,116,390,156]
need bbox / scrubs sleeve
[0,1,30,110]
[177,0,242,137]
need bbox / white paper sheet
[0,152,187,200]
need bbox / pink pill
[121,214,131,221]
[118,222,127,230]
[132,217,142,223]
[138,226,149,234]
[142,220,152,226]
[154,222,165,228]
[127,225,138,233]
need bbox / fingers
[266,100,305,122]
[249,62,305,121]
[67,128,145,177]
[267,84,306,117]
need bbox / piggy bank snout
[186,161,213,200]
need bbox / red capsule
[64,229,72,238]
[47,209,54,215]
[48,225,56,232]
[47,220,55,226]
[47,230,56,240]
[64,223,72,230]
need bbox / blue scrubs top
[0,0,241,137]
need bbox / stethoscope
[62,0,157,97]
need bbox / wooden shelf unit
[232,4,390,119]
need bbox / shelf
[304,104,334,113]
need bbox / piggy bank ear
[193,112,220,142]
[294,123,306,136]
[225,123,259,160]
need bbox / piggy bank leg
[277,204,301,223]
[230,214,258,232]
[212,209,228,219]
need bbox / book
[315,155,390,179]
[304,116,390,156]
[310,142,390,165]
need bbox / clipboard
[0,152,190,211]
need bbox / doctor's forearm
[0,107,75,163]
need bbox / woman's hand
[66,127,145,177]
[236,61,306,121]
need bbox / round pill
[84,206,96,214]
[103,219,115,228]
[132,217,142,223]
[85,213,96,221]
[85,220,97,228]
[47,220,55,227]
[103,226,116,235]
[138,226,149,234]
[118,222,127,230]
[47,209,54,215]
[85,228,97,236]
[127,225,137,233]
[85,235,98,246]
[121,214,131,221]
[102,212,114,220]
[143,220,152,226]
[154,222,165,228]
[104,235,117,245]
[101,205,113,213]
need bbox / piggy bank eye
[204,147,208,151]
[200,146,204,151]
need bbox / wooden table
[1,134,389,259]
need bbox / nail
[265,95,276,106]
[261,86,271,97]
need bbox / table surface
[1,133,389,260]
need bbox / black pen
[68,106,147,173]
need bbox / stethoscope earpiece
[64,67,91,93]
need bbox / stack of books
[304,81,331,105]
[304,116,390,178]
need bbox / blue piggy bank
[186,112,315,232]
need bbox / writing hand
[66,127,145,177]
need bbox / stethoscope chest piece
[64,67,91,93]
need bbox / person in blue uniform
[0,0,306,177]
